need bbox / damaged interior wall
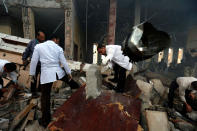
[0,16,23,37]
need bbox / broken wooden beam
[9,99,37,131]
[4,84,16,101]
[20,109,35,131]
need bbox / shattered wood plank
[4,84,16,101]
[9,99,37,131]
[48,86,141,131]
[137,125,143,131]
[25,120,45,131]
[20,109,35,131]
[145,110,170,131]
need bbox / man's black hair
[97,44,105,49]
[50,35,60,40]
[36,30,45,37]
[4,63,16,72]
[191,81,197,90]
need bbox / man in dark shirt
[22,31,45,97]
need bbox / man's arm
[105,47,115,61]
[59,49,71,75]
[102,47,116,65]
[9,72,17,83]
[179,87,187,103]
[179,86,192,112]
[30,47,39,76]
[22,41,32,61]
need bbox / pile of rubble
[0,80,76,131]
[135,72,197,131]
[1,63,197,131]
[48,64,197,131]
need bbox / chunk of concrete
[186,111,197,122]
[134,75,147,82]
[169,121,181,131]
[85,65,102,99]
[136,80,153,103]
[145,72,172,87]
[150,79,165,96]
[145,110,170,131]
[0,118,9,130]
[150,79,167,105]
[174,121,196,131]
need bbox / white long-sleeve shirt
[176,77,197,103]
[105,45,132,70]
[30,40,71,84]
[0,59,17,83]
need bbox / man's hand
[185,103,192,113]
[67,74,72,81]
[102,57,109,65]
[23,60,28,65]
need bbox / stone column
[107,0,117,45]
[64,0,74,59]
[22,7,35,39]
[163,49,169,64]
[173,48,178,63]
[85,65,102,99]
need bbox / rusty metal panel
[48,86,141,131]
[107,0,117,45]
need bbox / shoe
[32,93,40,98]
[115,88,124,93]
[108,78,118,83]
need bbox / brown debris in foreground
[48,85,141,131]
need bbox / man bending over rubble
[29,35,79,127]
[0,59,17,98]
[168,77,197,113]
[97,44,133,93]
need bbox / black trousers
[31,65,41,94]
[168,80,179,108]
[41,74,79,127]
[115,64,127,93]
[0,77,3,98]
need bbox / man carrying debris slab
[168,77,197,113]
[30,35,79,127]
[0,59,17,98]
[22,31,45,98]
[97,44,133,93]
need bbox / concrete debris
[186,111,197,122]
[150,79,168,105]
[0,118,9,130]
[136,80,153,104]
[169,121,181,131]
[25,120,45,131]
[174,121,197,131]
[145,72,172,87]
[145,110,170,131]
[85,65,102,99]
